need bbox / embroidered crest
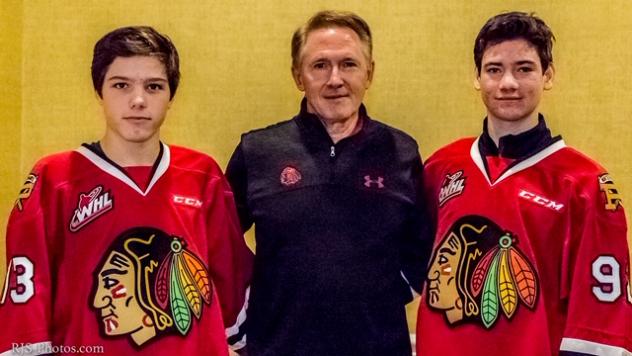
[426,216,538,329]
[364,175,385,189]
[438,171,466,206]
[91,227,213,346]
[69,185,113,232]
[599,173,622,211]
[15,173,38,211]
[280,166,302,186]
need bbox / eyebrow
[106,76,168,82]
[438,247,456,256]
[484,59,537,67]
[100,268,127,277]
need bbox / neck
[487,113,539,147]
[101,133,160,167]
[319,115,362,144]
[131,322,156,346]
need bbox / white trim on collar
[75,142,171,196]
[470,137,566,186]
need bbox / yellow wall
[2,0,631,331]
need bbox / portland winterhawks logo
[91,227,213,347]
[426,216,538,328]
[69,185,113,232]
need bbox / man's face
[92,251,147,337]
[476,38,553,126]
[427,233,462,312]
[100,56,171,145]
[292,26,373,124]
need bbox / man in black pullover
[226,10,431,356]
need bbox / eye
[102,276,118,289]
[438,255,448,265]
[342,60,358,69]
[312,61,328,70]
[486,67,501,74]
[147,83,165,91]
[517,66,534,73]
[112,82,128,89]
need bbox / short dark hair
[291,10,372,69]
[474,12,554,74]
[91,26,180,99]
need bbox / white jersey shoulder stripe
[470,137,566,186]
[561,337,632,356]
[75,142,171,196]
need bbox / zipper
[330,146,336,158]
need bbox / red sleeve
[560,172,632,354]
[204,174,253,351]
[0,164,54,354]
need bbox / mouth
[124,116,151,121]
[103,316,119,333]
[324,94,349,100]
[495,97,522,101]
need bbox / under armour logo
[364,175,384,188]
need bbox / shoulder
[553,146,607,176]
[28,149,86,179]
[167,144,224,178]
[426,137,476,165]
[240,119,296,142]
[371,119,420,152]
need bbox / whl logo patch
[69,185,113,232]
[439,171,466,206]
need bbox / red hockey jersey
[416,137,631,355]
[0,143,253,355]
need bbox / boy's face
[475,38,553,126]
[100,56,171,146]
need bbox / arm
[559,172,631,355]
[204,172,254,353]
[225,141,254,233]
[0,166,54,355]
[400,153,435,296]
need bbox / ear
[365,60,375,88]
[292,66,305,92]
[543,64,554,90]
[473,67,481,91]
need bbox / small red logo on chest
[518,189,564,212]
[280,166,302,186]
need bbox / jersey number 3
[1,256,35,304]
[592,256,621,302]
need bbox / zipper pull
[330,146,336,158]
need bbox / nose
[93,286,112,309]
[499,71,519,90]
[326,65,344,87]
[130,88,147,109]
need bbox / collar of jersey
[75,142,171,196]
[470,137,566,186]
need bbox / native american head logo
[91,227,213,346]
[426,215,538,328]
